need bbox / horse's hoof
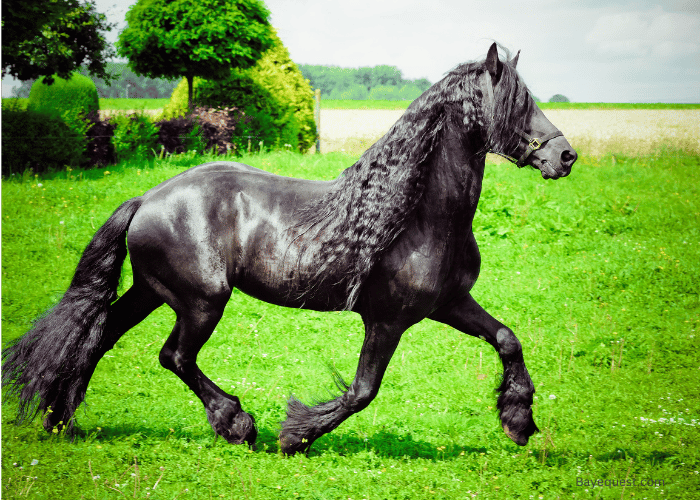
[502,424,530,445]
[214,411,257,446]
[279,433,311,456]
[43,408,70,434]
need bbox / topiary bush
[17,73,101,170]
[159,29,315,152]
[27,73,99,119]
[1,107,84,175]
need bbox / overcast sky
[4,0,699,102]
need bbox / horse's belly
[229,219,348,311]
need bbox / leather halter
[479,71,563,167]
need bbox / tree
[413,78,431,92]
[2,0,114,84]
[117,0,275,110]
[549,94,570,103]
[371,65,403,87]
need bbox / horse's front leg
[430,294,538,445]
[279,320,405,455]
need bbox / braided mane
[297,48,533,310]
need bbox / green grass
[2,149,699,499]
[4,98,698,113]
[99,98,170,111]
[319,99,415,110]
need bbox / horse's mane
[297,46,534,310]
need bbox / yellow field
[544,109,700,156]
[318,109,700,157]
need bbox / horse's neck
[421,124,485,222]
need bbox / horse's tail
[1,196,143,431]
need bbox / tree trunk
[187,74,194,111]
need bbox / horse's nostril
[561,149,577,167]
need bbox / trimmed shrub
[16,73,101,169]
[1,107,84,175]
[27,73,99,119]
[160,29,315,152]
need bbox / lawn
[3,97,698,112]
[2,147,699,499]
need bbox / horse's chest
[373,228,476,304]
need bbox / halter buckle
[528,138,542,150]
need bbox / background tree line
[11,63,439,102]
[11,63,180,99]
[299,65,431,101]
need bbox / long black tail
[2,196,143,431]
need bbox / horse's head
[480,43,577,179]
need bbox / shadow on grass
[4,412,681,468]
[255,427,490,460]
[30,418,490,461]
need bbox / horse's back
[125,161,339,309]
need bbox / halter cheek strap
[479,71,563,168]
[510,128,563,167]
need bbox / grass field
[2,145,699,499]
[3,97,698,112]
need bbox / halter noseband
[479,71,563,167]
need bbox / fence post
[314,88,321,154]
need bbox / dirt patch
[99,109,162,120]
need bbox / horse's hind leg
[430,294,538,445]
[280,320,405,455]
[43,281,163,431]
[158,299,256,446]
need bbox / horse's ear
[510,50,520,68]
[485,42,501,80]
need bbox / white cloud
[652,40,700,58]
[586,6,700,59]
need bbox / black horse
[2,44,576,455]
